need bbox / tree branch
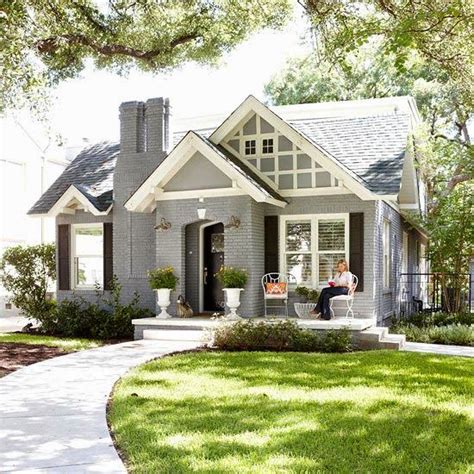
[35,33,198,61]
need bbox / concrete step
[379,333,406,350]
[358,326,388,342]
[143,329,206,342]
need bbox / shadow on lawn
[111,351,474,473]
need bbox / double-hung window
[382,220,390,288]
[72,224,104,289]
[281,214,349,288]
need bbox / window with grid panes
[244,139,256,155]
[262,138,274,154]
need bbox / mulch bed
[0,343,67,378]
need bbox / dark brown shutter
[264,216,279,274]
[57,224,70,290]
[103,223,113,290]
[349,213,364,291]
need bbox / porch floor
[132,316,376,332]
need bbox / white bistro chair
[329,274,359,319]
[261,273,295,317]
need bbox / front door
[203,223,224,312]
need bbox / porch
[132,316,377,333]
[131,316,406,350]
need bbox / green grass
[0,333,103,351]
[109,351,474,474]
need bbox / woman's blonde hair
[337,259,349,272]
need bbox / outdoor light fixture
[225,215,241,229]
[154,217,172,232]
[197,207,207,219]
[197,197,206,219]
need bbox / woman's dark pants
[315,287,349,320]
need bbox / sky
[48,8,311,146]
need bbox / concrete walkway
[0,334,204,473]
[404,341,474,357]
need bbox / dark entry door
[203,223,224,312]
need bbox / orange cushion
[265,282,287,294]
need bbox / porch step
[356,327,405,350]
[379,333,406,350]
[357,327,388,342]
[143,329,206,342]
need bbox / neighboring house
[29,96,428,324]
[0,114,70,317]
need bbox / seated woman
[311,259,353,320]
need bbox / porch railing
[399,272,473,319]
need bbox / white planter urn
[155,288,172,319]
[223,288,244,320]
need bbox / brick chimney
[145,97,171,153]
[119,97,171,154]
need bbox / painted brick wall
[375,201,429,324]
[155,195,265,317]
[264,194,378,319]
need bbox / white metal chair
[261,273,295,317]
[329,275,359,319]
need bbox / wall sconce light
[225,215,241,230]
[197,207,207,220]
[154,217,172,232]
[197,197,206,220]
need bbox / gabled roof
[125,132,287,212]
[29,96,417,216]
[28,142,118,215]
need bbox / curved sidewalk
[0,335,203,473]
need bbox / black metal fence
[399,273,473,318]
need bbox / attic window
[244,140,256,155]
[262,138,273,154]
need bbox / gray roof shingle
[29,112,411,214]
[289,114,410,195]
[28,142,118,215]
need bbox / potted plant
[216,266,248,320]
[294,286,320,319]
[148,267,179,319]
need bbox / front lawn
[109,351,474,473]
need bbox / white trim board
[125,132,287,212]
[209,96,379,201]
[33,185,112,218]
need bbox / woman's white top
[334,271,353,287]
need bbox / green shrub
[295,286,319,303]
[148,267,179,290]
[399,311,474,328]
[212,319,352,353]
[216,266,248,288]
[392,322,473,346]
[0,243,56,321]
[38,278,152,340]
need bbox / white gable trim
[125,132,287,212]
[210,96,380,201]
[40,185,112,217]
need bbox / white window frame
[262,138,274,154]
[71,223,104,290]
[382,219,391,288]
[244,139,256,155]
[279,213,349,289]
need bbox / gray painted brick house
[29,95,427,324]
